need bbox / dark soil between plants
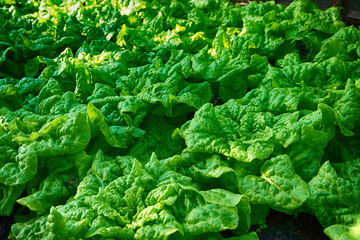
[253,209,330,240]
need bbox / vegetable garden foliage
[0,0,360,239]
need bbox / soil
[253,209,330,240]
[0,216,13,240]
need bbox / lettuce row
[10,151,251,240]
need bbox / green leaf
[184,203,240,234]
[180,102,275,162]
[35,112,91,157]
[200,189,251,235]
[17,176,70,215]
[0,184,25,216]
[74,150,130,200]
[187,154,235,180]
[86,226,134,239]
[324,221,360,240]
[333,79,360,136]
[219,68,248,102]
[177,81,213,110]
[16,151,89,215]
[307,161,360,227]
[16,77,44,95]
[237,155,309,212]
[0,143,37,186]
[286,103,336,181]
[129,115,184,162]
[24,57,40,78]
[45,207,68,240]
[87,103,144,148]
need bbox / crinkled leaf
[307,161,360,227]
[324,220,360,240]
[237,155,309,212]
[0,143,37,186]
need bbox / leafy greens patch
[1,0,360,239]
